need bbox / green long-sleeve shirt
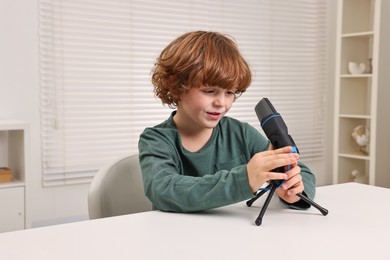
[138,111,316,212]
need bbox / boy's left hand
[274,163,304,204]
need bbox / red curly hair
[152,31,252,108]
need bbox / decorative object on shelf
[348,61,366,75]
[367,58,373,74]
[351,125,369,154]
[351,169,367,183]
[0,167,13,183]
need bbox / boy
[138,31,315,212]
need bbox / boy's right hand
[246,146,299,193]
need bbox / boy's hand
[274,163,304,204]
[247,146,299,193]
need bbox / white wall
[0,0,337,227]
[0,0,89,227]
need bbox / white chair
[88,154,152,219]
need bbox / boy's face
[176,86,237,130]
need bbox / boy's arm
[138,129,254,213]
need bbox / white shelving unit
[0,120,30,232]
[333,0,390,187]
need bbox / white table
[0,183,389,260]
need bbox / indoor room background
[1,0,338,228]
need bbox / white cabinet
[333,0,390,187]
[0,120,30,232]
[0,186,24,232]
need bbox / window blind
[39,0,327,186]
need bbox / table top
[1,182,389,260]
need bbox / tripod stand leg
[246,183,273,207]
[255,185,277,226]
[296,193,328,216]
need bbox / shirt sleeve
[138,128,255,212]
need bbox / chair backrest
[88,154,152,219]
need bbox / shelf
[340,74,372,78]
[0,180,25,189]
[341,0,374,34]
[338,153,369,160]
[342,31,373,38]
[335,0,390,188]
[337,157,369,184]
[0,129,26,182]
[0,120,28,131]
[339,114,370,119]
[338,118,370,159]
[340,36,373,75]
[339,76,371,115]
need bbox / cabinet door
[0,187,25,232]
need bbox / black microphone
[250,98,328,217]
[255,98,298,186]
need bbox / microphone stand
[246,181,328,226]
[247,98,328,226]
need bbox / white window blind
[39,0,327,186]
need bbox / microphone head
[254,98,277,122]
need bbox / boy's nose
[214,94,226,107]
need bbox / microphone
[255,98,298,186]
[249,98,328,218]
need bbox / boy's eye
[202,89,215,94]
[200,88,239,98]
[227,90,240,99]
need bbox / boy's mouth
[207,111,223,116]
[206,111,223,120]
